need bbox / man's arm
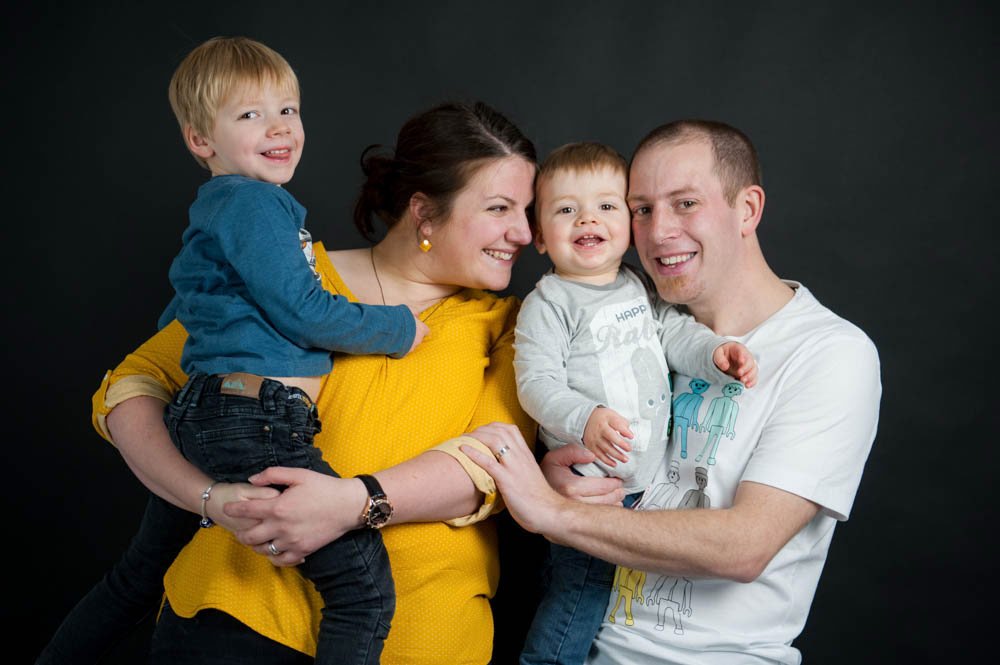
[463,431,817,581]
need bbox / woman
[89,101,538,664]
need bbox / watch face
[369,499,392,527]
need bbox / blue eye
[558,206,574,214]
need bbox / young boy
[513,142,756,665]
[38,37,426,665]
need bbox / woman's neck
[331,225,461,313]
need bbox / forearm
[373,450,482,524]
[106,395,212,514]
[541,480,818,581]
[543,498,755,580]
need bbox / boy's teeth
[658,252,695,266]
[576,235,602,246]
[484,249,513,260]
[264,149,289,155]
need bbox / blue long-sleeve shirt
[159,175,415,377]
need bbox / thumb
[248,466,306,487]
[551,442,595,465]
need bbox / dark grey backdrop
[9,1,994,663]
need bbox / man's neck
[687,255,795,337]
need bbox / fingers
[248,466,309,487]
[544,442,595,467]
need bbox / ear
[738,185,765,237]
[184,125,215,160]
[409,192,436,228]
[533,228,548,255]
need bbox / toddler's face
[198,82,304,185]
[534,167,630,285]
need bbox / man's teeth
[658,252,695,266]
[484,249,514,260]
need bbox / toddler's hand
[583,407,633,467]
[714,341,758,388]
[404,314,430,356]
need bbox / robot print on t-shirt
[645,575,693,635]
[671,378,711,459]
[695,382,744,466]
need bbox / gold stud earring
[419,238,432,252]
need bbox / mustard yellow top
[91,244,536,664]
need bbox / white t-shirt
[588,282,881,665]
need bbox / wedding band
[268,541,282,556]
[495,445,510,461]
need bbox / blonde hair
[168,37,299,168]
[533,142,627,232]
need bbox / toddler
[38,37,426,665]
[513,142,756,665]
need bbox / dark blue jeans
[38,374,394,665]
[519,491,641,665]
[164,374,394,665]
[35,493,198,665]
[149,600,314,664]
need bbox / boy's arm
[657,302,742,383]
[513,293,600,445]
[211,187,416,357]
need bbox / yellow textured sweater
[91,245,536,664]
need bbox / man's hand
[582,407,633,466]
[714,341,758,388]
[541,444,625,505]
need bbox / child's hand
[583,407,633,467]
[404,314,430,356]
[713,341,758,388]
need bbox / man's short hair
[168,37,299,168]
[533,142,627,233]
[633,120,762,206]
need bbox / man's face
[627,140,743,309]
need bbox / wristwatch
[357,474,393,529]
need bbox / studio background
[8,1,992,662]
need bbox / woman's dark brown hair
[353,101,537,241]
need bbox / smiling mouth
[575,234,605,247]
[483,249,515,261]
[657,252,695,266]
[262,149,291,158]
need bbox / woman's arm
[107,395,277,531]
[226,297,535,565]
[228,447,482,565]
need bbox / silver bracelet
[199,482,218,528]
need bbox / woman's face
[425,156,536,291]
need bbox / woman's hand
[541,444,626,505]
[223,467,367,566]
[461,423,567,535]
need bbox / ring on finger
[495,445,510,461]
[268,541,282,556]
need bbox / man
[465,120,881,664]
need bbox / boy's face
[534,166,630,285]
[191,82,303,185]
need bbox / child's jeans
[163,373,394,665]
[37,373,394,665]
[520,491,641,665]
